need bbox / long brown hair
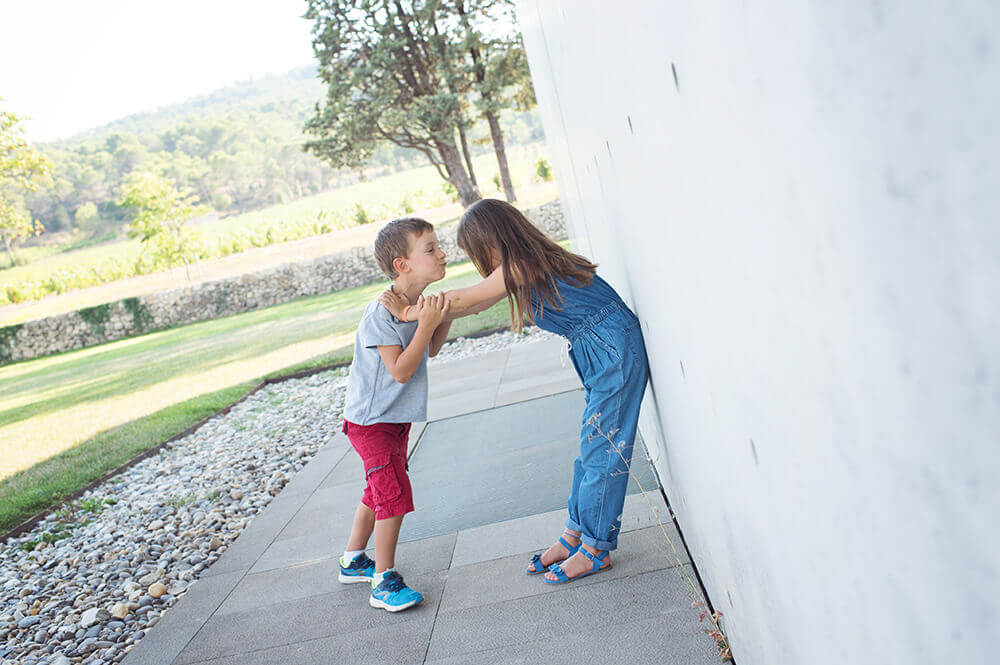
[457,199,597,332]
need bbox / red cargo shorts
[342,419,415,520]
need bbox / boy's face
[402,230,447,282]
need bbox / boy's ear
[392,256,409,275]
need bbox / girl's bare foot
[527,529,581,573]
[544,542,610,582]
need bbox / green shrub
[0,323,23,362]
[78,303,113,336]
[5,285,27,303]
[400,194,415,214]
[122,297,153,332]
[441,180,459,203]
[536,158,553,182]
[353,203,373,225]
[213,192,233,212]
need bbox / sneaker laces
[378,572,406,593]
[346,555,370,570]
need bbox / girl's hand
[378,288,410,320]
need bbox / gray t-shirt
[343,299,428,426]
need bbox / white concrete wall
[515,2,999,664]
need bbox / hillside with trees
[19,63,543,245]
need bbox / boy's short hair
[374,217,434,278]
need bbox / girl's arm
[440,266,508,319]
[379,266,509,322]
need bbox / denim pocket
[588,316,627,361]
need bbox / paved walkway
[122,338,720,665]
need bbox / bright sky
[2,0,316,144]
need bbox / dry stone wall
[0,202,565,365]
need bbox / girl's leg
[566,350,588,535]
[374,514,404,572]
[565,456,585,536]
[345,502,376,552]
[537,353,588,571]
[546,318,648,581]
[528,528,582,572]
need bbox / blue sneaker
[369,571,423,612]
[338,553,376,584]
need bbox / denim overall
[532,274,649,552]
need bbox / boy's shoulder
[356,299,410,349]
[360,298,385,319]
[360,299,397,327]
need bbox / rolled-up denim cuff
[565,517,582,533]
[581,532,617,552]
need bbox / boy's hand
[379,288,411,320]
[417,293,449,328]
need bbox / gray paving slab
[247,531,337,574]
[399,390,657,544]
[430,346,509,382]
[123,572,243,665]
[198,482,313,578]
[216,533,455,616]
[251,519,456,576]
[440,525,687,613]
[408,421,427,456]
[424,567,707,662]
[175,570,446,664]
[425,386,497,420]
[273,481,361,541]
[123,337,719,665]
[450,492,683,569]
[180,618,433,665]
[319,446,365,489]
[277,441,350,498]
[496,338,575,376]
[423,613,720,665]
[494,375,584,407]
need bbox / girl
[379,198,649,584]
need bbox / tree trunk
[2,235,14,269]
[486,111,516,202]
[458,126,477,187]
[436,139,481,207]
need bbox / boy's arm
[376,295,448,382]
[377,329,432,384]
[428,320,452,357]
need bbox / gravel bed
[0,327,556,665]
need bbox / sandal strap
[527,552,545,573]
[547,562,569,582]
[580,548,608,570]
[557,536,576,553]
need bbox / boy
[338,217,450,612]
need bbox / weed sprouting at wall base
[588,413,733,662]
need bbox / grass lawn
[0,259,513,533]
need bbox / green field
[1,143,550,307]
[0,259,514,533]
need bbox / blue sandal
[543,547,611,585]
[525,531,582,575]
